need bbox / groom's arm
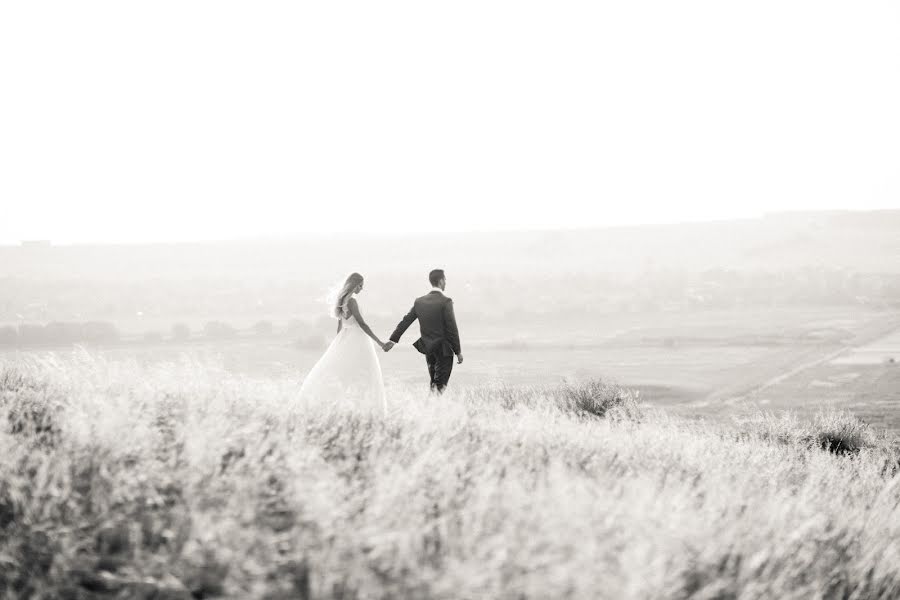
[443,299,461,357]
[389,305,417,343]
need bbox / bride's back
[340,301,358,326]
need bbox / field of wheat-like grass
[1,353,900,599]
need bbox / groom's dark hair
[429,269,445,287]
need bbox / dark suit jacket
[390,291,461,357]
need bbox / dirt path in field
[701,314,900,407]
[726,347,850,401]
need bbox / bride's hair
[331,272,364,318]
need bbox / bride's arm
[336,319,342,335]
[347,298,385,349]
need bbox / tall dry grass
[1,352,899,599]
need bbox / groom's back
[414,292,448,336]
[390,289,461,358]
[412,292,459,356]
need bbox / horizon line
[3,208,898,247]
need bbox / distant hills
[1,210,899,329]
[2,210,898,282]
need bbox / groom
[384,269,463,392]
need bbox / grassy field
[2,354,900,599]
[5,306,900,433]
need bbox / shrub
[812,410,881,455]
[731,410,891,456]
[556,379,642,420]
[731,411,806,447]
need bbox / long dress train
[298,310,386,414]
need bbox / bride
[298,272,387,414]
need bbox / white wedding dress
[298,303,386,415]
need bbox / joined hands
[382,341,395,352]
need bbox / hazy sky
[1,1,898,243]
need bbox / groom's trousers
[426,351,454,393]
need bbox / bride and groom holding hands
[297,269,463,413]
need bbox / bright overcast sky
[1,1,898,243]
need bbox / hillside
[2,355,899,599]
[2,211,900,332]
[3,211,900,281]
